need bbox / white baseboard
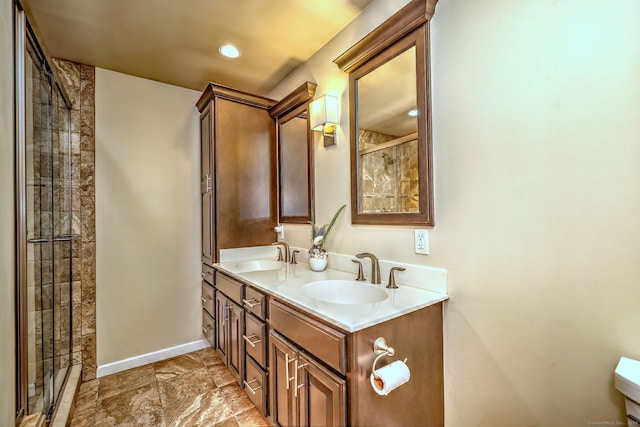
[96,339,210,378]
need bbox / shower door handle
[27,237,49,244]
[53,234,80,242]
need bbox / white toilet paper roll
[370,360,411,396]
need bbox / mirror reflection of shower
[359,130,418,214]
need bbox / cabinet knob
[201,295,211,303]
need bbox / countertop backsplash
[219,245,447,295]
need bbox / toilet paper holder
[372,337,407,375]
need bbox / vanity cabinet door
[269,330,346,427]
[228,299,244,385]
[215,292,228,362]
[216,291,244,386]
[270,331,298,427]
[297,353,346,427]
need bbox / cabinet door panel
[270,331,298,427]
[200,106,215,265]
[228,299,244,384]
[298,354,346,427]
[215,98,276,250]
[215,292,228,361]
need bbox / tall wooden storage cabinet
[197,84,278,265]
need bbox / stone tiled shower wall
[359,129,419,213]
[52,59,97,381]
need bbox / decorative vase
[308,246,328,272]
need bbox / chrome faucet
[356,253,380,284]
[272,241,290,263]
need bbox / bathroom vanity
[202,252,447,427]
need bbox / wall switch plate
[415,229,429,255]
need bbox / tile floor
[70,347,269,427]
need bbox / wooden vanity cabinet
[197,84,277,266]
[212,269,444,427]
[270,331,346,427]
[269,300,347,427]
[269,298,443,427]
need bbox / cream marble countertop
[213,256,448,333]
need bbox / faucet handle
[290,250,300,264]
[351,259,366,281]
[387,267,406,289]
[275,247,283,261]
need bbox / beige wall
[95,68,202,366]
[0,0,16,423]
[271,0,640,425]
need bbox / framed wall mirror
[270,82,317,223]
[334,0,436,226]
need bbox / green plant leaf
[322,204,346,245]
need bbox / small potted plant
[309,204,346,271]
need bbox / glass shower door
[51,74,73,408]
[24,37,54,415]
[23,30,73,420]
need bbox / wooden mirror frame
[270,82,317,223]
[334,0,437,226]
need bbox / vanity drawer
[244,356,267,417]
[202,309,214,347]
[202,264,214,285]
[244,313,267,368]
[216,272,243,304]
[243,286,267,320]
[269,300,347,375]
[201,282,214,316]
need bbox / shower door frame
[14,1,75,422]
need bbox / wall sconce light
[309,94,339,147]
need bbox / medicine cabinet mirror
[270,82,317,223]
[334,0,437,226]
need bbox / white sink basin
[302,280,388,305]
[230,260,284,273]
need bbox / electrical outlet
[415,229,429,255]
[274,225,284,240]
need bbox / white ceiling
[23,0,374,95]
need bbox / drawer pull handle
[201,295,211,303]
[243,379,262,395]
[242,298,261,308]
[201,271,212,277]
[243,334,262,348]
[294,359,305,397]
[201,324,211,334]
[285,354,296,389]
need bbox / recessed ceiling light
[408,109,418,117]
[219,44,240,58]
